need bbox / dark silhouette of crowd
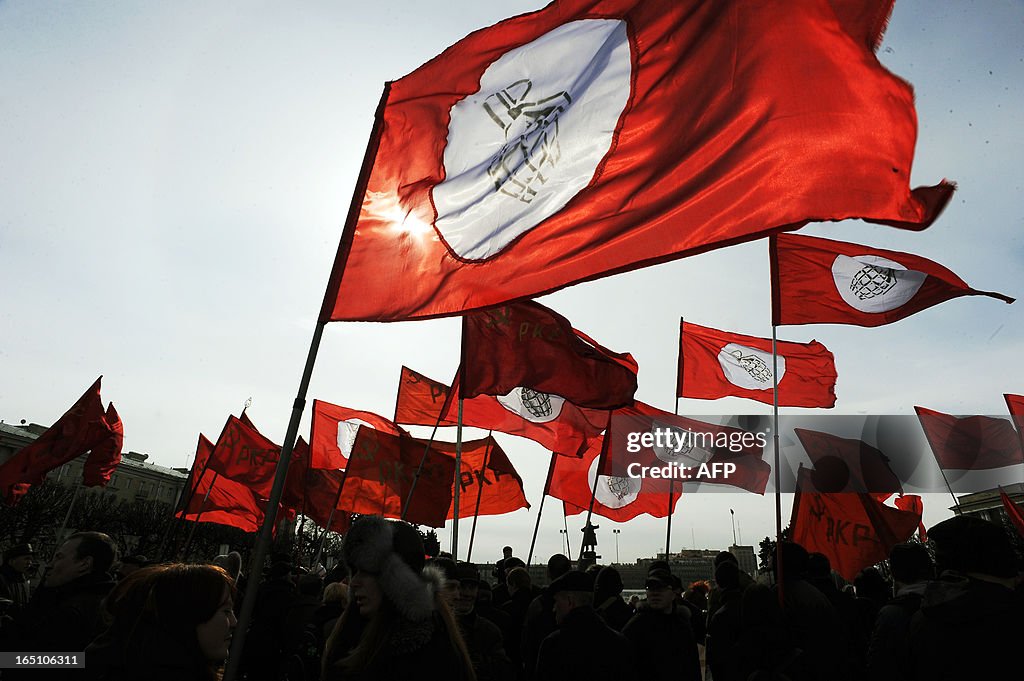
[0,513,1021,680]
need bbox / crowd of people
[0,513,1021,680]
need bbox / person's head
[594,566,624,599]
[547,553,572,581]
[502,546,513,559]
[211,552,242,582]
[548,571,593,624]
[928,515,1017,580]
[644,569,675,613]
[714,551,739,568]
[714,560,741,591]
[341,515,431,620]
[853,567,890,603]
[3,544,34,574]
[777,541,810,581]
[428,557,460,607]
[806,552,832,581]
[323,581,348,608]
[453,562,481,616]
[889,543,934,588]
[46,531,117,587]
[297,573,323,598]
[506,566,531,595]
[105,564,237,670]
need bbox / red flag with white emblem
[678,322,837,408]
[321,0,950,322]
[311,399,402,470]
[771,233,1012,327]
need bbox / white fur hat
[343,515,437,620]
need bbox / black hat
[456,562,481,585]
[548,570,593,596]
[343,516,434,620]
[645,569,674,590]
[4,544,33,562]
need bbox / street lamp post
[558,529,568,555]
[612,529,621,563]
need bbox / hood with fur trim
[344,515,439,621]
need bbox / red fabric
[915,406,1024,471]
[1005,394,1024,445]
[0,377,108,502]
[336,427,455,528]
[394,366,454,425]
[322,0,951,323]
[794,428,902,496]
[82,403,124,487]
[419,436,530,520]
[206,415,282,498]
[678,322,837,408]
[461,302,638,409]
[312,400,402,469]
[549,436,680,522]
[178,434,265,533]
[893,494,927,541]
[790,468,920,581]
[770,233,1013,327]
[282,438,350,533]
[999,489,1024,540]
[397,367,606,457]
[602,402,770,494]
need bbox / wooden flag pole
[181,471,218,560]
[313,471,348,568]
[452,397,464,559]
[526,451,557,566]
[222,81,392,681]
[466,435,493,562]
[401,403,445,520]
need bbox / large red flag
[336,427,455,528]
[82,403,124,488]
[0,377,108,501]
[179,435,265,533]
[461,302,638,409]
[396,366,606,457]
[603,402,770,494]
[206,415,282,498]
[771,233,1013,327]
[915,406,1024,471]
[794,428,902,497]
[893,494,927,542]
[312,399,402,470]
[999,488,1024,540]
[321,0,950,323]
[549,436,679,522]
[425,436,530,520]
[678,322,837,408]
[790,468,920,581]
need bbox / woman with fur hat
[322,516,475,681]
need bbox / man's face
[9,555,32,574]
[44,539,91,588]
[454,581,478,616]
[645,584,674,613]
[552,592,574,625]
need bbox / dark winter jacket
[622,603,701,681]
[458,610,515,681]
[866,582,926,681]
[536,606,636,681]
[12,571,115,652]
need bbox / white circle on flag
[338,419,372,458]
[587,455,640,509]
[496,386,565,423]
[432,19,632,260]
[831,254,927,313]
[651,424,713,467]
[718,343,784,391]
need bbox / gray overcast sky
[2,0,1021,564]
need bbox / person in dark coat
[706,561,744,681]
[705,550,754,635]
[450,562,514,681]
[622,569,701,681]
[10,532,117,656]
[593,566,632,631]
[907,516,1024,681]
[535,571,636,681]
[85,563,237,681]
[322,516,475,681]
[240,557,297,681]
[730,583,802,681]
[0,544,35,615]
[521,553,572,679]
[866,542,933,681]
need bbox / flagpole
[665,479,675,560]
[666,320,683,561]
[54,484,82,549]
[772,324,785,601]
[452,397,464,559]
[223,80,392,681]
[401,412,443,520]
[159,445,210,560]
[935,461,963,513]
[466,436,493,562]
[527,452,557,566]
